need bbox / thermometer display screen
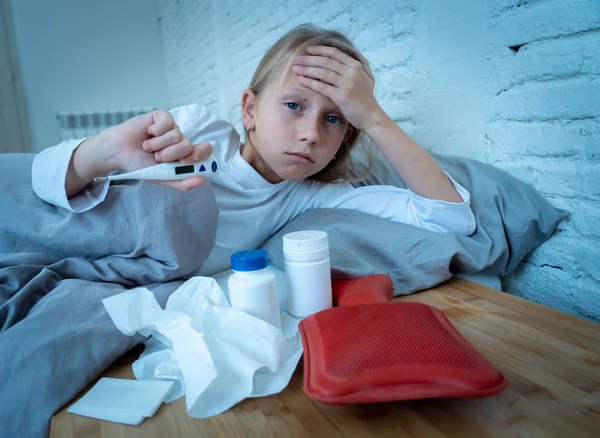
[175,165,195,175]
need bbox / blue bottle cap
[230,249,269,272]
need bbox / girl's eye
[285,102,300,111]
[325,115,341,125]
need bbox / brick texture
[156,0,600,321]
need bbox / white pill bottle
[283,230,333,318]
[227,249,281,329]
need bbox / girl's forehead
[278,92,341,117]
[271,58,301,92]
[263,48,308,93]
[271,63,317,96]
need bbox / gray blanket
[0,154,218,437]
[0,152,566,437]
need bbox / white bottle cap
[283,230,328,251]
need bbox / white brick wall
[156,0,600,321]
[486,0,600,322]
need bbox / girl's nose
[298,116,321,145]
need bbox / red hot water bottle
[298,276,507,404]
[331,274,394,306]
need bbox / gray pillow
[262,154,568,295]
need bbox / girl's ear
[241,89,257,130]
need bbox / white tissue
[67,377,174,425]
[102,276,303,419]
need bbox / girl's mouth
[287,152,314,163]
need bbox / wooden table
[51,278,600,437]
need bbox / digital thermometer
[94,155,218,182]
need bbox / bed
[0,152,567,437]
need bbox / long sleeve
[307,174,477,236]
[31,139,110,212]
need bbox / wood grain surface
[51,278,600,438]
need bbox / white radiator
[56,108,156,140]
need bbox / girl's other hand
[101,109,213,191]
[292,46,384,130]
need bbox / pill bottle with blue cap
[227,249,281,329]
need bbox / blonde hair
[244,23,374,183]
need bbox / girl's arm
[293,45,463,203]
[33,104,227,212]
[361,112,463,203]
[306,180,475,235]
[65,134,117,198]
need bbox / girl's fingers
[300,46,373,81]
[180,142,213,164]
[293,54,346,75]
[292,65,341,86]
[147,110,176,136]
[153,139,212,164]
[294,47,373,90]
[356,53,375,81]
[149,141,213,189]
[153,138,193,162]
[151,176,206,192]
[297,75,336,99]
[306,45,361,69]
[143,128,183,152]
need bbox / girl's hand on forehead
[292,45,382,130]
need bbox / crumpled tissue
[102,276,303,419]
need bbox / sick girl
[32,24,476,276]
